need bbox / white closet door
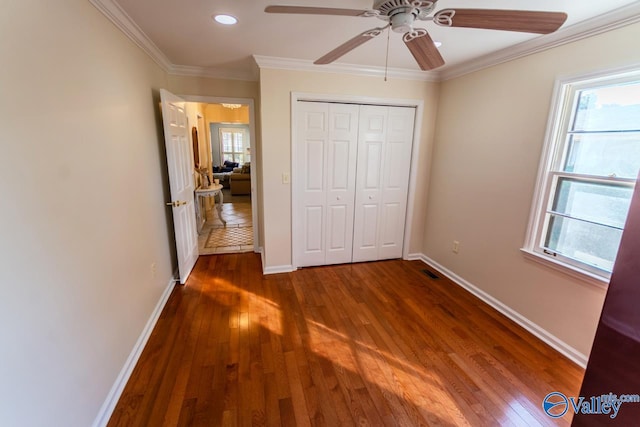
[325,104,359,264]
[296,102,359,267]
[378,107,415,259]
[353,105,415,262]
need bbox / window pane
[545,214,622,272]
[222,132,232,152]
[564,132,640,179]
[572,82,640,132]
[234,133,243,152]
[551,178,632,229]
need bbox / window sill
[520,248,609,290]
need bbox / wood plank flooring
[108,254,584,426]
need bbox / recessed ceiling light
[434,41,442,48]
[214,14,238,25]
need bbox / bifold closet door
[296,102,359,267]
[352,105,415,262]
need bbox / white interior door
[160,89,198,284]
[353,105,415,262]
[295,102,359,267]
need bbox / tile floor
[198,193,253,255]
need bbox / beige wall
[168,74,259,99]
[259,68,440,268]
[0,0,175,425]
[423,22,640,357]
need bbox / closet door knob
[368,195,373,200]
[336,196,341,200]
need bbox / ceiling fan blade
[265,5,369,17]
[403,30,445,71]
[315,27,386,65]
[434,9,567,34]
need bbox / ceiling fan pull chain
[384,25,391,82]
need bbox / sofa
[229,163,251,195]
[213,160,240,188]
[214,160,239,173]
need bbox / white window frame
[522,66,640,287]
[219,127,247,164]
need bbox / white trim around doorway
[180,95,259,253]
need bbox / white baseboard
[414,254,588,368]
[92,277,177,427]
[263,264,295,275]
[406,253,424,261]
[258,247,296,275]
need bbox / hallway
[198,190,253,255]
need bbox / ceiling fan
[265,0,568,71]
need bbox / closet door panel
[305,140,325,190]
[353,105,387,262]
[297,103,328,267]
[304,206,324,252]
[378,107,415,260]
[296,102,359,267]
[325,140,351,261]
[325,104,359,265]
[380,202,401,245]
[327,205,347,251]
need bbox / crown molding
[440,2,640,81]
[253,55,440,82]
[90,0,259,82]
[89,0,172,71]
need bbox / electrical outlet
[150,262,157,278]
[282,172,290,184]
[452,240,460,254]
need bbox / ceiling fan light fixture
[214,14,238,25]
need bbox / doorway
[182,97,258,256]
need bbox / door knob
[368,195,373,200]
[336,196,341,200]
[166,200,187,207]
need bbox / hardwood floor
[108,254,584,426]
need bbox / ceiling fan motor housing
[373,0,434,12]
[390,10,417,33]
[373,0,436,33]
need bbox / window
[220,128,247,164]
[524,69,640,282]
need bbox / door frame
[291,92,425,269]
[180,95,259,253]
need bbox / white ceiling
[111,0,640,79]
